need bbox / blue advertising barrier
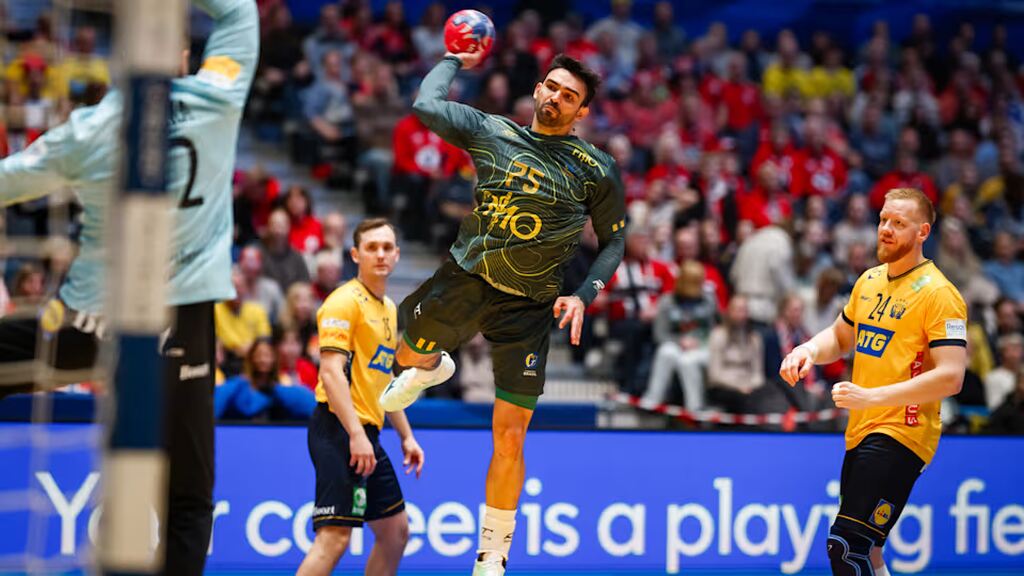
[1,424,1022,573]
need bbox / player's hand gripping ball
[444,9,495,57]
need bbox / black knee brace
[827,524,876,575]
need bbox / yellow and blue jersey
[842,260,967,463]
[315,280,398,429]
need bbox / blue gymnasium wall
[1,423,1022,573]
[286,0,1024,60]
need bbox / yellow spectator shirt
[315,279,397,429]
[214,301,271,353]
[808,66,855,99]
[841,261,967,463]
[763,63,812,98]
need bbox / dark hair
[282,185,313,218]
[352,217,397,247]
[271,324,299,347]
[545,54,601,107]
[244,337,278,383]
[13,263,44,295]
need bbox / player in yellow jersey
[297,219,424,576]
[780,188,967,576]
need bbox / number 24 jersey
[841,260,967,464]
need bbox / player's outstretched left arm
[832,345,966,409]
[190,0,259,108]
[385,409,424,478]
[558,162,627,346]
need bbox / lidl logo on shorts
[871,499,894,527]
[856,324,895,358]
[368,344,396,374]
[525,353,538,369]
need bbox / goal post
[99,0,185,574]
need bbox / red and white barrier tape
[611,392,844,427]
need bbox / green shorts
[399,260,553,406]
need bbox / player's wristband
[796,341,819,362]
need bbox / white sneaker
[379,351,455,412]
[471,553,506,575]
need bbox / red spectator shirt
[721,80,762,130]
[392,113,462,177]
[367,24,415,64]
[869,170,939,211]
[679,121,721,158]
[234,169,281,233]
[699,73,726,105]
[289,215,324,254]
[622,170,647,205]
[620,97,679,150]
[790,148,848,199]
[751,142,801,188]
[737,186,794,229]
[594,258,676,322]
[701,263,730,311]
[645,163,691,189]
[280,358,318,391]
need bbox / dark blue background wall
[286,0,1024,59]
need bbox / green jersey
[413,57,626,303]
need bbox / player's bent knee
[827,524,876,576]
[375,517,410,549]
[492,424,528,458]
[315,525,353,557]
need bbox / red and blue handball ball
[444,9,495,58]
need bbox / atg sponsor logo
[856,324,895,357]
[368,344,396,374]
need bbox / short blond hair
[884,188,935,225]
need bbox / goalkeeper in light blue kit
[0,1,257,573]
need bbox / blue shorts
[307,403,405,529]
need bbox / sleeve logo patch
[320,318,350,331]
[945,319,967,340]
[197,55,242,89]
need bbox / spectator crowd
[1,0,1023,433]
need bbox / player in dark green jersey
[378,52,625,574]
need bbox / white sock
[874,563,890,576]
[478,506,516,561]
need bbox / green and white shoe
[378,351,455,412]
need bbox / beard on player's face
[876,239,913,263]
[876,226,918,263]
[533,93,577,128]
